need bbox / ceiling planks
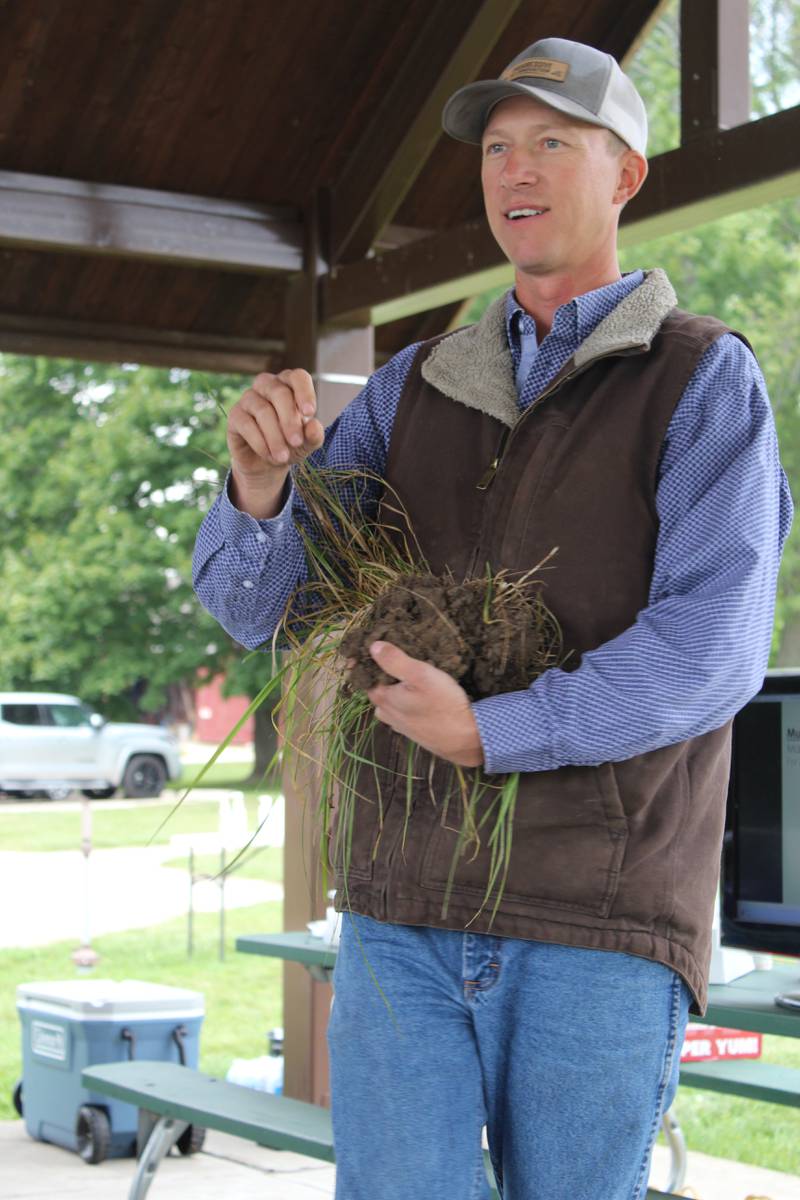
[328,0,522,265]
[0,0,793,368]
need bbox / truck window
[48,704,91,728]
[1,704,45,726]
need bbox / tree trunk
[247,695,279,785]
[775,614,800,667]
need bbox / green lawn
[0,798,235,853]
[175,759,263,792]
[670,1034,800,1174]
[2,798,799,1175]
[0,900,284,1122]
[0,793,281,853]
[4,916,798,1175]
[0,749,283,853]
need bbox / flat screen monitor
[721,669,800,964]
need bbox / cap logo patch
[501,58,570,83]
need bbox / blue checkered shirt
[193,272,793,774]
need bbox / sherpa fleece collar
[420,268,678,428]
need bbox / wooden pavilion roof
[0,0,797,372]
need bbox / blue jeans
[327,914,690,1200]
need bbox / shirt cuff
[219,470,294,547]
[471,688,554,776]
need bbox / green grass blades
[200,462,561,927]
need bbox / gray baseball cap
[442,37,648,156]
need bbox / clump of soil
[340,572,561,700]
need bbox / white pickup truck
[0,692,182,799]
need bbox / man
[194,38,791,1200]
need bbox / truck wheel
[12,1079,22,1116]
[81,787,116,799]
[176,1123,206,1155]
[122,755,167,798]
[76,1104,110,1164]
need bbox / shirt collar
[505,270,645,355]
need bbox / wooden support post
[282,194,374,1104]
[680,0,750,143]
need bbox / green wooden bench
[679,1057,800,1106]
[81,1059,686,1199]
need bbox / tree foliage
[1,0,799,728]
[621,0,800,661]
[0,357,261,718]
[466,0,800,661]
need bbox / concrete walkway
[0,839,281,949]
[0,771,282,949]
[1,1121,335,1199]
[2,1120,799,1199]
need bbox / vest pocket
[418,762,629,918]
[329,728,404,884]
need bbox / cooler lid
[16,978,204,1018]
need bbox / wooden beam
[680,0,750,142]
[321,103,800,325]
[285,192,326,374]
[328,0,522,264]
[0,170,303,274]
[618,0,674,66]
[323,217,508,327]
[0,312,283,373]
[621,101,799,242]
[716,0,751,130]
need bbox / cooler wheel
[76,1104,111,1164]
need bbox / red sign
[680,1023,762,1063]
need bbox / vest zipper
[474,346,648,493]
[476,428,510,491]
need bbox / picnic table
[81,938,800,1199]
[236,931,800,1194]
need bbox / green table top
[237,932,800,1038]
[702,963,800,1037]
[236,930,338,969]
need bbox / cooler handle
[121,1027,136,1060]
[172,1024,188,1066]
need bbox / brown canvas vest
[332,270,738,1013]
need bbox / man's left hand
[366,641,484,768]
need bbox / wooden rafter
[0,312,283,374]
[328,0,522,265]
[321,104,800,326]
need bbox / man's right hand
[226,369,325,519]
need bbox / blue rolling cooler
[16,978,204,1162]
